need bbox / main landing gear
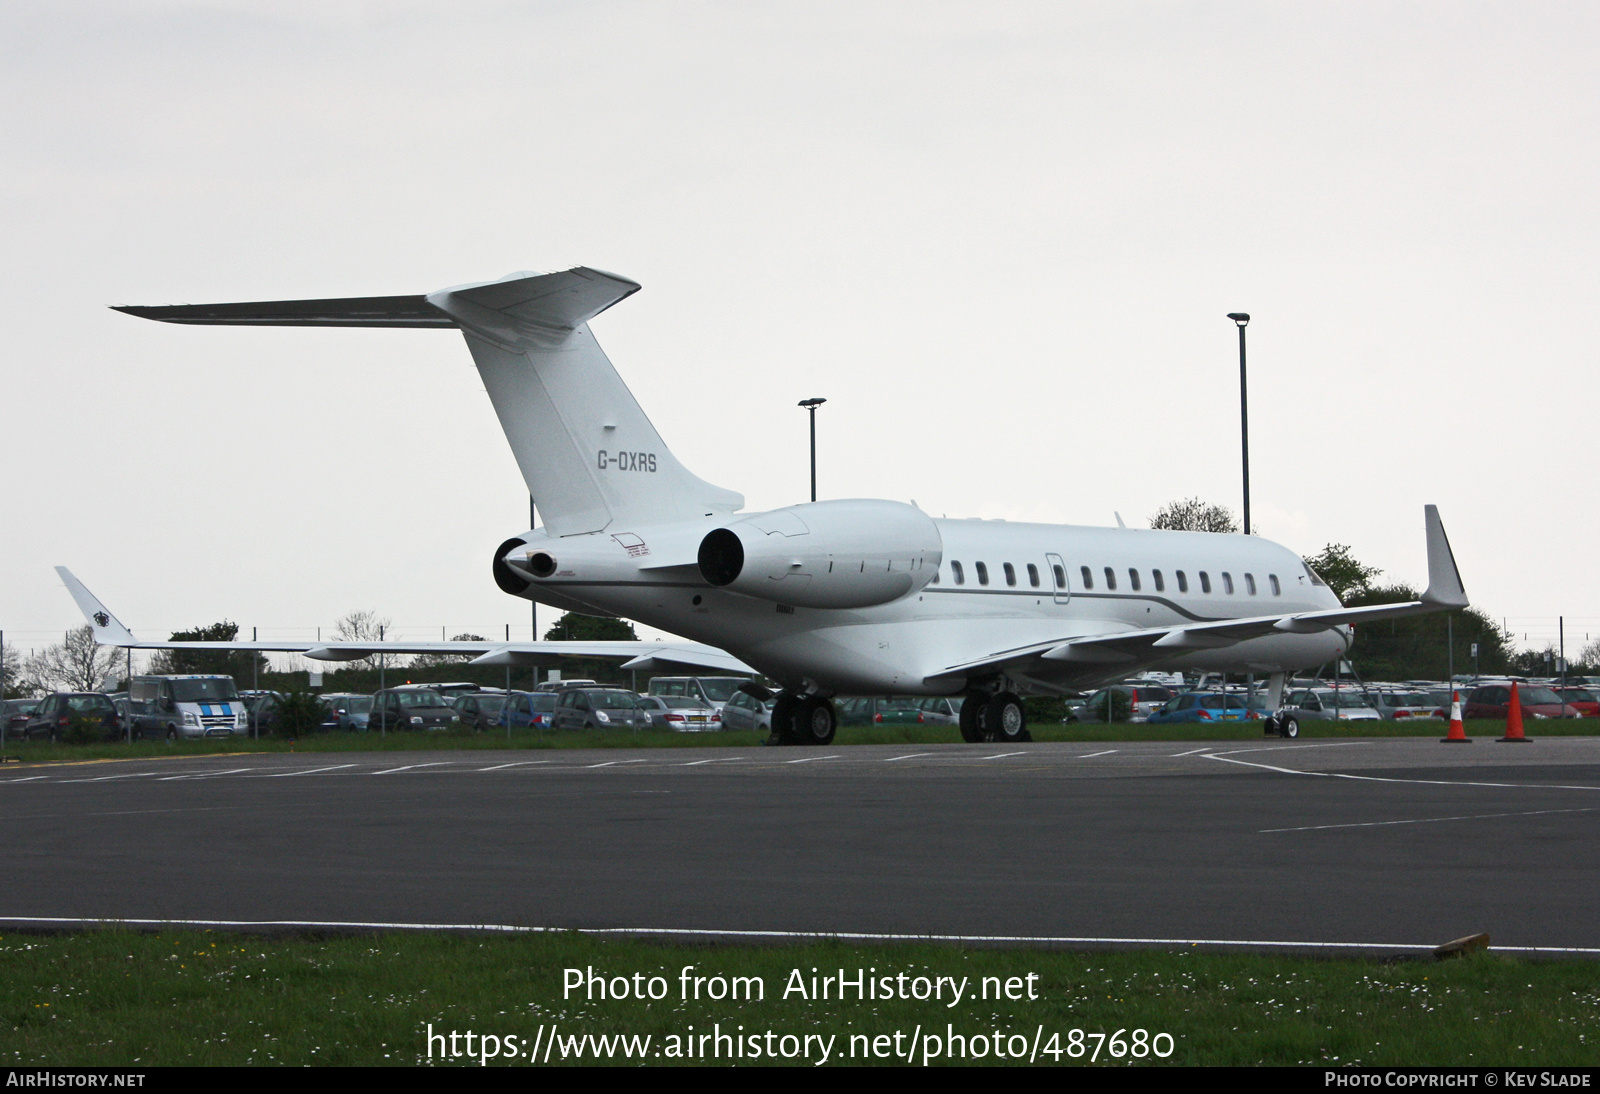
[959,690,1031,743]
[766,693,837,746]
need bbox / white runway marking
[158,768,255,781]
[1078,750,1118,759]
[676,757,745,766]
[1,914,1592,955]
[262,764,356,778]
[784,755,840,764]
[1169,747,1215,757]
[1,776,52,783]
[1262,805,1600,833]
[57,772,164,783]
[371,762,456,775]
[476,761,554,771]
[586,759,652,768]
[981,752,1030,760]
[1205,747,1600,792]
[884,753,936,762]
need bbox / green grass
[2,931,1596,1066]
[0,720,1581,765]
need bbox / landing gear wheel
[1279,716,1300,739]
[1263,714,1280,736]
[767,693,800,745]
[987,692,1030,743]
[959,693,987,742]
[795,696,837,745]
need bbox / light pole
[798,397,826,502]
[1227,313,1251,535]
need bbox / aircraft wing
[54,567,752,676]
[925,505,1467,685]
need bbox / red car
[1554,688,1600,717]
[1462,684,1580,720]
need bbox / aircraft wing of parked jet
[54,567,754,676]
[106,265,1469,746]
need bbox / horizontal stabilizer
[113,296,452,327]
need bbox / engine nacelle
[697,499,943,609]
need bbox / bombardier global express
[68,267,1467,745]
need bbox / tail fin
[54,567,138,645]
[116,267,743,536]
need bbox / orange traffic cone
[1499,682,1531,742]
[1441,691,1470,743]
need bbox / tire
[796,697,837,745]
[1262,714,1280,736]
[165,726,177,742]
[1280,716,1300,739]
[768,693,800,745]
[958,694,987,742]
[987,693,1030,743]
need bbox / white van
[129,675,249,739]
[647,676,752,712]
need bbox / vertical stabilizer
[430,269,742,535]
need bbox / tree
[332,610,391,669]
[409,634,488,670]
[543,613,638,642]
[1302,544,1382,604]
[1149,498,1239,533]
[148,622,270,681]
[21,626,124,693]
[1,643,23,698]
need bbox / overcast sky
[4,1,1597,659]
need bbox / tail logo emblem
[93,612,110,628]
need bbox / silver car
[637,695,722,731]
[720,690,773,731]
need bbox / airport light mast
[798,397,826,502]
[1227,313,1251,534]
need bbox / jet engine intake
[697,499,942,610]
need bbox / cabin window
[1245,573,1257,595]
[1104,566,1117,590]
[1199,571,1212,593]
[1128,568,1141,591]
[1003,562,1016,587]
[1152,569,1165,592]
[1080,566,1094,590]
[1269,574,1281,596]
[951,561,965,585]
[975,561,990,586]
[1176,570,1188,593]
[1027,563,1040,587]
[1053,564,1067,590]
[1222,572,1234,595]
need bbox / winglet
[54,567,139,646]
[1421,505,1468,609]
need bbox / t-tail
[116,267,744,536]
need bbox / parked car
[319,693,372,732]
[131,675,249,739]
[452,691,509,730]
[1365,690,1446,720]
[1079,685,1176,723]
[717,690,771,731]
[3,698,42,738]
[551,688,652,731]
[22,692,124,741]
[836,697,933,726]
[637,695,722,731]
[1146,692,1253,724]
[1280,689,1382,722]
[646,676,752,712]
[1462,683,1579,720]
[497,691,557,731]
[915,696,965,726]
[370,688,460,732]
[1554,688,1600,717]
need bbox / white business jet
[77,266,1466,745]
